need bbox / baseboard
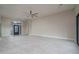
[30,34,74,41]
[0,34,75,41]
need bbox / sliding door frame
[76,13,79,46]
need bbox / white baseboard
[0,34,75,41]
[30,34,74,41]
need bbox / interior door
[76,13,79,45]
[14,25,19,35]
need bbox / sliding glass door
[0,24,1,37]
[76,13,79,45]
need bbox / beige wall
[74,5,79,42]
[1,18,28,36]
[22,20,29,35]
[0,16,1,36]
[74,5,79,15]
[31,10,76,40]
[1,18,12,36]
[0,9,76,40]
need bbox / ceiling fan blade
[33,13,38,15]
[34,14,38,17]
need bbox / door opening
[13,24,21,35]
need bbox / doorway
[13,24,21,35]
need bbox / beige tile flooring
[0,35,79,54]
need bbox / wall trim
[30,34,74,41]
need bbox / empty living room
[0,4,79,54]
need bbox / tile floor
[0,36,79,54]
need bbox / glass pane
[15,26,19,32]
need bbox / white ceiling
[0,4,75,19]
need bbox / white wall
[31,10,76,40]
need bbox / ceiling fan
[25,10,39,18]
[29,10,39,18]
